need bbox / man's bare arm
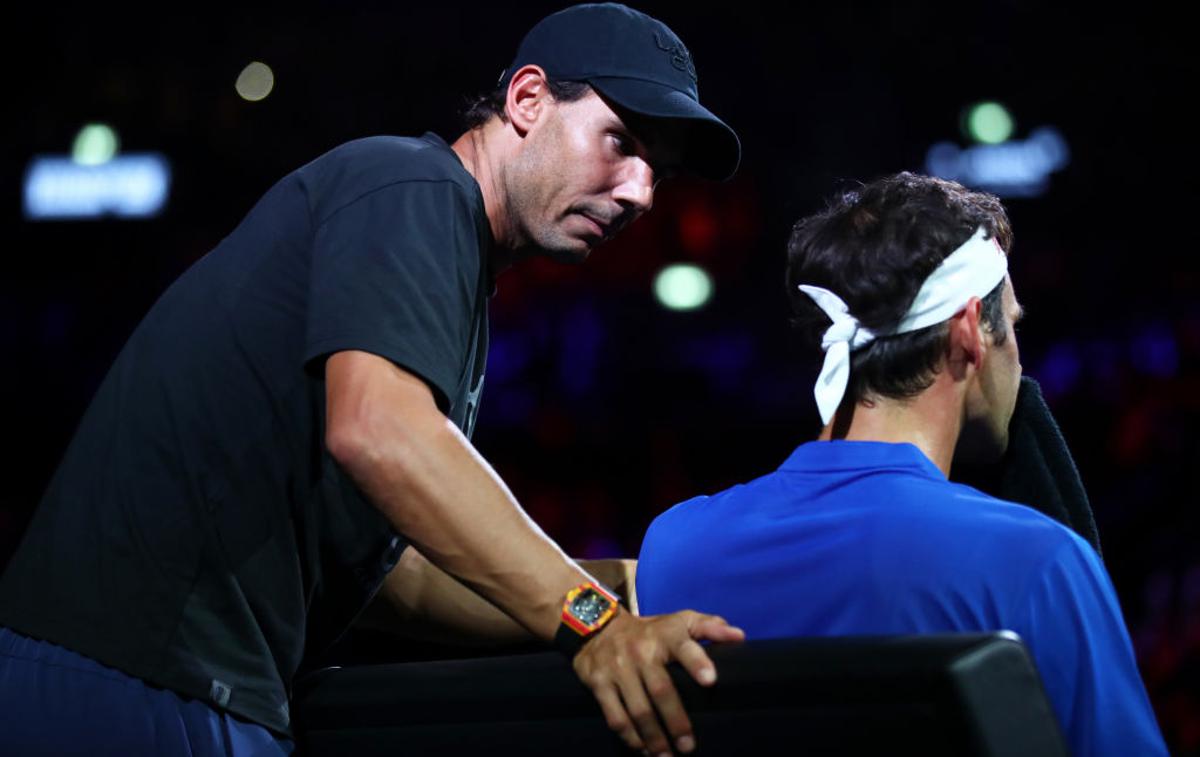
[325,350,742,755]
[357,546,535,646]
[325,350,587,639]
[358,552,638,645]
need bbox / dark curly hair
[460,77,593,130]
[785,172,1013,407]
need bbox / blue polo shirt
[637,441,1165,756]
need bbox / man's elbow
[325,415,378,476]
[324,416,422,531]
[323,350,442,479]
[323,402,445,519]
[325,410,421,481]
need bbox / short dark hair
[785,172,1013,406]
[460,77,593,130]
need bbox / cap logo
[654,32,697,82]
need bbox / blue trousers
[0,627,293,756]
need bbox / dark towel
[953,376,1102,555]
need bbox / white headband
[798,225,1008,425]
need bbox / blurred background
[3,1,1197,751]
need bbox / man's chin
[510,237,593,266]
[549,249,592,265]
[537,239,595,265]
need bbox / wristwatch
[554,581,620,657]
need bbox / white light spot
[654,264,713,311]
[236,62,275,102]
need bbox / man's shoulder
[873,474,1084,553]
[941,480,1079,538]
[297,135,479,217]
[646,467,783,528]
[860,479,1104,598]
[643,452,1088,569]
[325,135,468,178]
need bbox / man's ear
[947,297,986,375]
[504,65,551,137]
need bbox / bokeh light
[71,123,119,166]
[236,62,275,102]
[965,101,1014,144]
[654,264,713,311]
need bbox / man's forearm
[326,351,592,641]
[359,551,639,645]
[326,352,744,756]
[358,546,537,646]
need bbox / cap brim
[587,76,741,181]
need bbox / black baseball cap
[498,3,741,181]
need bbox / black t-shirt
[0,133,492,736]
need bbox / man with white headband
[636,173,1166,755]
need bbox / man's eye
[610,133,634,155]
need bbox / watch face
[570,589,612,626]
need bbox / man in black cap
[0,4,741,756]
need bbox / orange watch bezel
[561,581,619,636]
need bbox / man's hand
[572,609,744,755]
[326,352,741,752]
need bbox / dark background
[3,2,1197,751]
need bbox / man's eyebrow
[607,110,685,182]
[615,120,654,151]
[612,121,676,177]
[1013,303,1026,323]
[638,130,685,179]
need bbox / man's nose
[612,158,655,215]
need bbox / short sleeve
[304,179,481,409]
[1015,537,1167,756]
[636,496,709,617]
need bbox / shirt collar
[779,440,947,482]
